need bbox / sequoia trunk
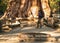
[0,0,51,20]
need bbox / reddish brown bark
[0,0,51,20]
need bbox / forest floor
[0,13,60,43]
[0,25,60,43]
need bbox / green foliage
[49,0,60,13]
[0,20,2,32]
[0,0,9,15]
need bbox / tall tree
[0,0,51,20]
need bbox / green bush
[0,20,2,32]
[49,0,60,13]
[0,0,8,15]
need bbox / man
[37,9,44,28]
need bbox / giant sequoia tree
[0,0,51,20]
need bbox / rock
[2,26,9,29]
[48,37,56,42]
[2,26,12,32]
[56,29,60,32]
[18,33,29,42]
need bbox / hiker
[36,9,44,28]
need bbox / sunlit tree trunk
[41,0,51,19]
[0,0,51,20]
